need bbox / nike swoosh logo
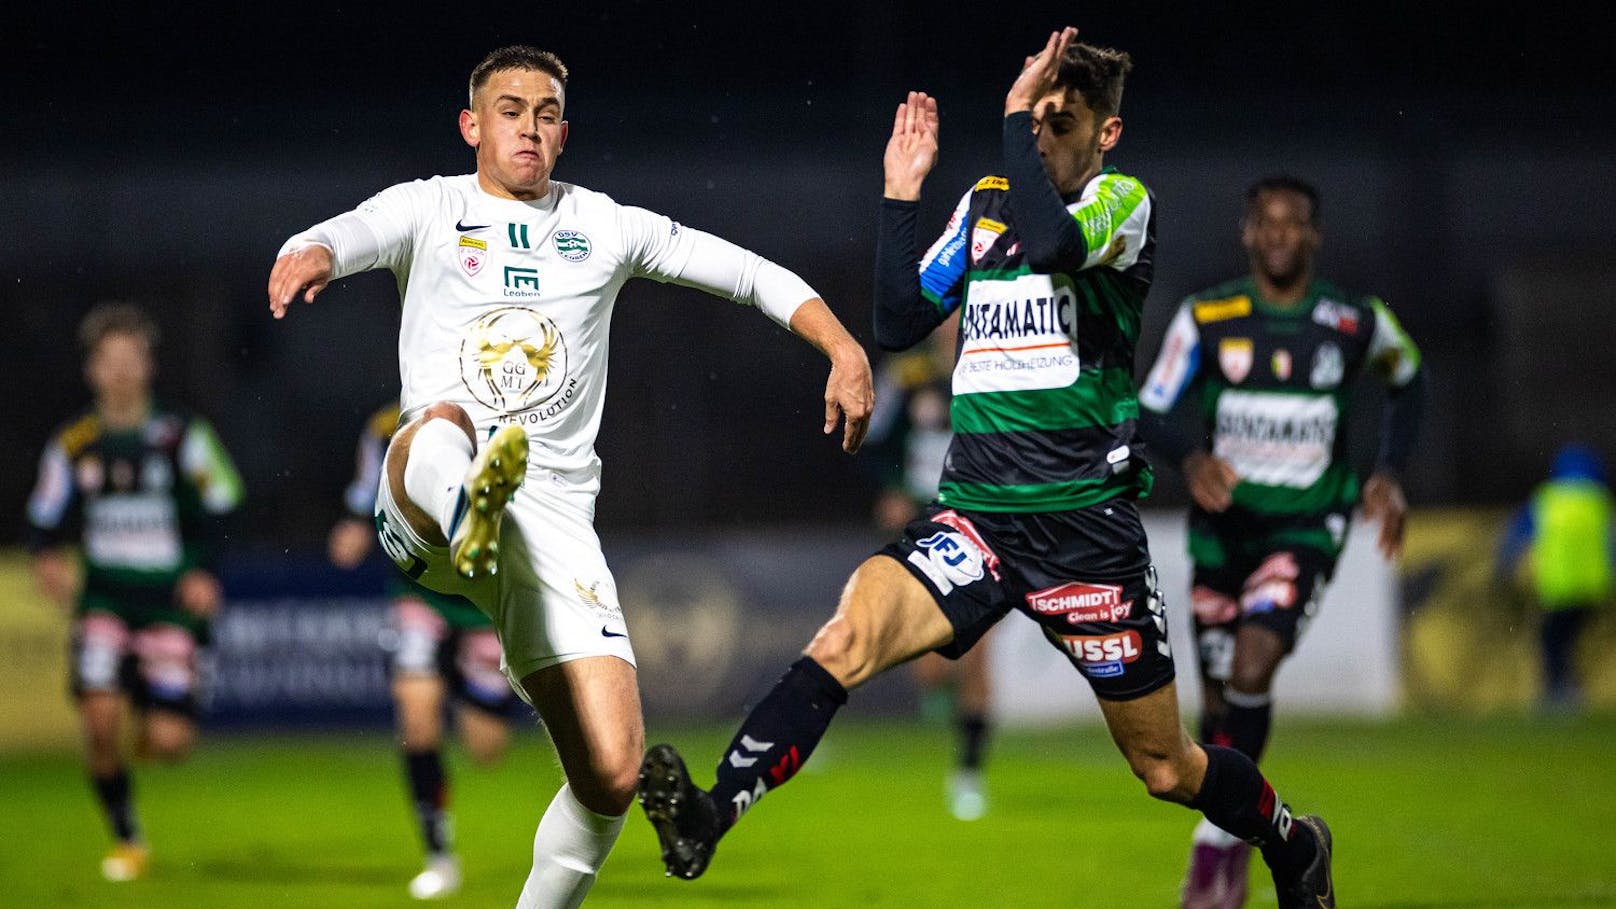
[455,219,491,231]
[601,626,629,639]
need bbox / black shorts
[879,499,1175,701]
[1189,547,1337,683]
[69,613,203,719]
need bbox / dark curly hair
[1246,175,1321,225]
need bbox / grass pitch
[1,715,1613,908]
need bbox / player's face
[1242,189,1320,287]
[86,333,153,408]
[1031,89,1121,196]
[460,68,568,201]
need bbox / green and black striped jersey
[910,168,1157,513]
[1139,276,1421,521]
[26,404,244,598]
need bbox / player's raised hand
[1361,471,1408,559]
[1006,26,1079,114]
[1184,451,1239,513]
[883,91,939,202]
[267,244,335,319]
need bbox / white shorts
[374,462,635,702]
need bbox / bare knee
[421,402,476,443]
[803,558,948,691]
[143,715,197,763]
[463,731,508,767]
[804,614,866,687]
[1226,664,1277,697]
[566,748,641,816]
[1128,751,1192,802]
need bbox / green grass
[2,715,1614,908]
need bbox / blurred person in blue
[329,401,526,899]
[1496,442,1614,711]
[25,302,244,882]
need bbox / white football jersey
[281,174,813,488]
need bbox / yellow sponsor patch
[974,175,1010,192]
[59,414,102,457]
[459,236,488,250]
[975,217,1007,234]
[1193,296,1252,323]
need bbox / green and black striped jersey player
[25,301,243,882]
[1137,175,1423,907]
[635,37,1337,907]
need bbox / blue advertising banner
[203,528,916,730]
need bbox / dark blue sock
[404,749,451,855]
[1190,745,1314,870]
[91,768,139,843]
[709,657,848,835]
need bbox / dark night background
[4,2,1614,548]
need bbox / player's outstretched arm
[789,300,873,453]
[267,244,334,319]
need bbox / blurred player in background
[329,401,525,899]
[26,302,244,882]
[268,46,871,908]
[1138,176,1424,909]
[1495,442,1614,712]
[864,316,995,820]
[638,30,1335,909]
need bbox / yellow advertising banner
[1401,509,1616,712]
[0,551,78,750]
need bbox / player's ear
[459,109,480,148]
[558,120,568,155]
[1097,115,1123,153]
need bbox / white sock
[514,784,626,909]
[1193,815,1245,848]
[402,418,475,539]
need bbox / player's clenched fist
[267,244,334,319]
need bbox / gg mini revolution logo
[459,306,575,419]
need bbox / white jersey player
[267,46,873,908]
